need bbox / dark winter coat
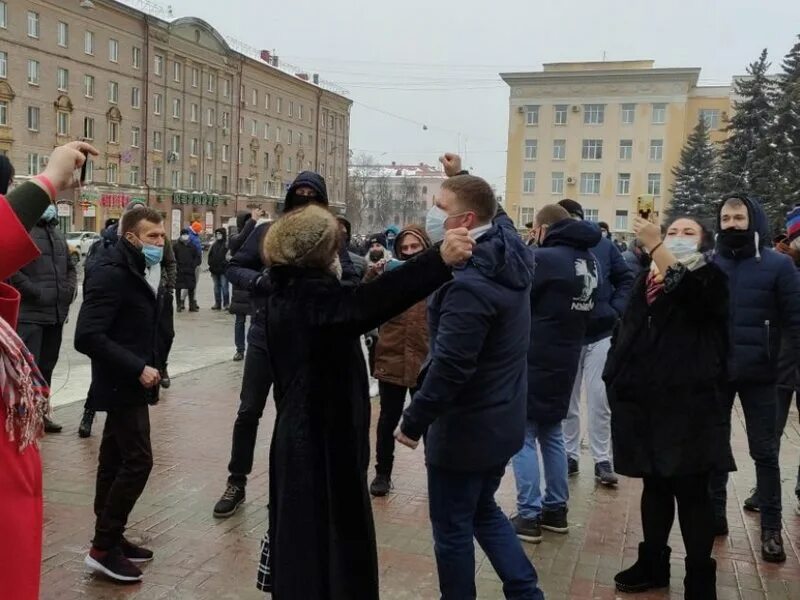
[265,248,453,600]
[9,219,77,325]
[207,229,229,275]
[776,250,800,390]
[401,211,534,472]
[173,240,200,289]
[228,214,257,316]
[713,196,800,383]
[603,262,736,478]
[226,221,270,349]
[585,234,635,343]
[527,219,601,423]
[75,239,162,411]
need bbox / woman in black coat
[259,204,472,599]
[173,228,200,312]
[604,216,734,600]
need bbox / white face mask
[664,236,700,259]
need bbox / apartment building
[501,60,731,233]
[0,0,351,235]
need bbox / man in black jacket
[511,204,600,544]
[208,228,230,310]
[10,204,77,433]
[75,207,165,583]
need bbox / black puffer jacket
[173,238,200,289]
[10,218,77,325]
[228,212,256,316]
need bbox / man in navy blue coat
[396,155,543,600]
[510,204,601,545]
[709,194,800,563]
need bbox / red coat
[0,195,43,600]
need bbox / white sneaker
[369,380,379,398]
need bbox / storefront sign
[204,211,214,233]
[100,193,130,208]
[56,203,71,217]
[172,192,221,207]
[82,204,96,218]
[171,209,182,240]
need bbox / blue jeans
[234,314,248,353]
[211,273,230,308]
[512,420,569,519]
[427,463,544,600]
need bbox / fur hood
[263,204,339,271]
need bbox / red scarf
[645,270,664,305]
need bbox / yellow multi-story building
[501,60,731,233]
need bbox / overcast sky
[160,0,799,196]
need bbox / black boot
[43,415,63,433]
[160,367,171,389]
[78,409,95,438]
[684,557,716,600]
[614,543,671,593]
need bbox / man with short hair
[558,198,634,486]
[709,193,800,563]
[75,207,166,583]
[511,204,600,544]
[397,154,543,599]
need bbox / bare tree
[345,153,376,234]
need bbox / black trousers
[375,382,412,477]
[641,473,714,562]
[227,343,273,486]
[17,321,65,385]
[776,387,800,498]
[156,291,175,371]
[175,287,196,309]
[93,404,153,550]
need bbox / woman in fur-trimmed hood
[260,204,471,599]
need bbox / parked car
[66,231,101,264]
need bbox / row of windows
[521,206,631,230]
[522,171,662,196]
[524,138,664,161]
[524,103,668,126]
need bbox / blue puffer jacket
[585,233,635,343]
[713,195,800,383]
[527,219,601,423]
[401,211,534,472]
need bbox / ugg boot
[614,543,671,593]
[684,557,716,600]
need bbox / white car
[66,231,101,263]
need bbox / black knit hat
[558,198,584,220]
[367,232,387,249]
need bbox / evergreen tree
[715,49,774,199]
[667,117,717,221]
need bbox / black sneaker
[743,487,760,512]
[211,305,222,311]
[713,514,729,537]
[44,416,63,433]
[511,514,542,544]
[233,352,244,362]
[84,546,143,583]
[541,507,569,533]
[213,483,245,518]
[369,473,392,497]
[78,409,95,438]
[568,457,579,477]
[189,306,200,313]
[120,537,153,563]
[761,529,786,563]
[594,461,619,486]
[159,368,171,390]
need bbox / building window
[153,167,163,187]
[131,126,140,147]
[580,172,601,194]
[190,103,198,122]
[298,104,304,120]
[263,123,269,140]
[205,141,214,160]
[289,101,294,118]
[649,139,664,161]
[108,121,119,144]
[617,173,631,195]
[552,139,566,160]
[207,108,215,127]
[276,97,282,113]
[27,153,40,176]
[84,75,94,98]
[298,132,303,146]
[263,152,270,170]
[615,210,628,231]
[276,127,281,144]
[191,67,199,88]
[0,100,7,126]
[85,31,95,55]
[621,103,635,124]
[132,47,141,69]
[27,11,39,38]
[523,171,536,193]
[287,129,293,145]
[206,174,213,191]
[57,111,69,136]
[221,175,228,193]
[239,116,243,134]
[171,134,181,154]
[238,147,243,164]
[584,104,605,124]
[109,81,119,104]
[251,120,257,137]
[171,171,180,189]
[207,72,215,93]
[108,39,119,63]
[524,139,538,160]
[84,159,93,182]
[0,2,6,29]
[172,98,181,119]
[130,166,139,186]
[524,105,540,126]
[251,89,258,106]
[582,139,603,160]
[154,55,163,76]
[58,22,69,47]
[0,51,6,79]
[700,109,720,129]
[154,93,162,115]
[27,106,39,131]
[222,144,229,162]
[83,117,95,140]
[188,171,197,189]
[584,208,599,223]
[173,61,182,82]
[652,103,667,124]
[619,139,633,160]
[131,86,141,109]
[190,138,199,156]
[552,104,567,125]
[287,157,293,173]
[153,131,162,151]
[265,92,271,111]
[57,68,69,92]
[551,172,564,194]
[218,78,228,98]
[647,173,662,195]
[27,60,40,85]
[107,163,117,184]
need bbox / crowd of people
[1,142,800,600]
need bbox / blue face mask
[42,205,57,222]
[664,236,700,259]
[141,244,163,267]
[426,205,449,244]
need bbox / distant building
[347,161,446,234]
[501,60,731,234]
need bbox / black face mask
[718,228,752,250]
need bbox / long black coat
[266,248,452,600]
[603,262,736,478]
[173,240,200,289]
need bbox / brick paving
[40,361,800,599]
